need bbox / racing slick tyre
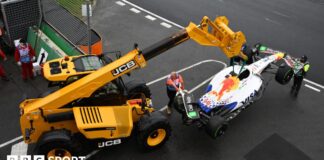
[275,64,293,85]
[173,94,186,113]
[243,45,255,65]
[126,81,152,99]
[35,130,81,159]
[205,116,228,139]
[137,111,171,150]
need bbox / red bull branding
[199,75,240,112]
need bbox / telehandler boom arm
[20,16,247,114]
[142,16,247,60]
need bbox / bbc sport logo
[7,155,86,160]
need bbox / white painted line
[86,150,100,160]
[189,75,215,93]
[0,136,22,148]
[304,79,324,89]
[305,84,321,92]
[265,17,281,25]
[145,15,156,21]
[115,1,126,6]
[146,59,226,86]
[124,0,324,93]
[160,22,172,28]
[130,8,141,14]
[122,0,184,29]
[10,141,28,155]
[160,75,216,111]
[272,10,290,18]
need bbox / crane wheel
[137,111,171,150]
[205,115,228,139]
[35,130,80,159]
[126,81,152,99]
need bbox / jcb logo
[112,61,136,76]
[98,139,122,148]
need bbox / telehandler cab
[19,16,247,158]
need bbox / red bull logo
[209,75,240,101]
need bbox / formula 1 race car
[174,43,295,138]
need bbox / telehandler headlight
[20,108,24,116]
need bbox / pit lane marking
[10,141,27,156]
[130,8,141,14]
[0,136,23,148]
[160,22,172,28]
[115,1,126,6]
[146,60,226,86]
[305,84,321,92]
[265,17,282,25]
[304,79,324,89]
[272,10,290,18]
[145,15,156,21]
[122,0,185,29]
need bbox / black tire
[173,94,185,113]
[205,116,228,139]
[243,45,254,64]
[35,131,80,159]
[137,111,171,150]
[275,64,293,85]
[126,81,152,99]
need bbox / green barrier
[26,22,83,61]
[40,23,82,56]
[27,27,62,60]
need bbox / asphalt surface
[128,0,324,84]
[1,0,324,160]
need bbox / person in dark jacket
[291,55,310,97]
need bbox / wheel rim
[147,129,167,147]
[214,125,227,137]
[47,148,72,158]
[284,70,293,82]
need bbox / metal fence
[0,0,98,54]
[55,0,95,20]
[41,0,99,52]
[0,0,41,46]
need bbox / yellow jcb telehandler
[19,16,247,158]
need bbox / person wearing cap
[14,39,36,81]
[291,55,310,96]
[166,71,184,114]
[0,48,9,81]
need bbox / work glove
[17,61,21,66]
[32,56,36,62]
